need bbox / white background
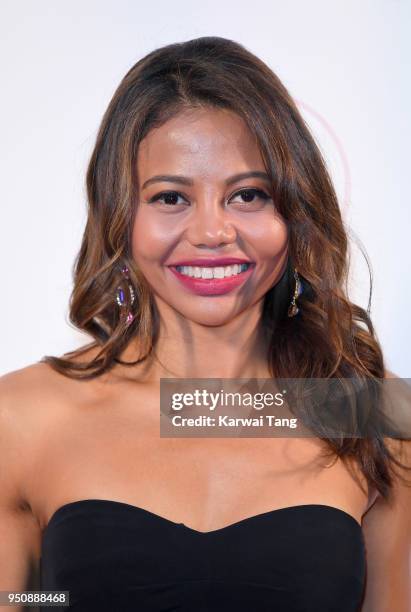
[0,0,409,376]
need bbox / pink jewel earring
[116,265,135,325]
[287,268,303,317]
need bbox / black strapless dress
[40,500,366,611]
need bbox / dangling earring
[287,268,303,317]
[116,265,135,325]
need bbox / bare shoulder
[384,368,398,379]
[0,361,72,477]
[0,345,118,592]
[0,362,65,591]
[360,440,411,611]
[0,362,58,432]
[0,344,104,461]
[1,341,105,408]
[359,370,411,611]
[0,360,77,425]
[381,368,409,478]
[1,360,66,402]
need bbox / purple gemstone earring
[287,268,303,317]
[116,265,135,325]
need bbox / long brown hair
[41,36,410,501]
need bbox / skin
[0,106,409,611]
[131,106,288,380]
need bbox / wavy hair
[41,36,410,501]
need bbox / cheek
[245,215,289,260]
[131,210,174,262]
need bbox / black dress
[40,499,366,611]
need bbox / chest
[27,396,368,532]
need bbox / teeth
[175,263,250,279]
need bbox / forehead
[136,107,266,181]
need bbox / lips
[167,261,255,296]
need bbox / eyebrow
[141,171,271,190]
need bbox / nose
[185,198,237,248]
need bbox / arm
[360,371,411,611]
[0,372,42,611]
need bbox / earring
[116,265,135,325]
[287,268,303,317]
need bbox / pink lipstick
[167,259,255,296]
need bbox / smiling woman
[0,35,410,612]
[133,107,288,314]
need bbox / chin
[173,306,242,328]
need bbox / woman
[0,36,410,612]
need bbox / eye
[146,188,272,209]
[229,188,271,209]
[147,191,187,207]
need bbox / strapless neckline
[40,499,366,611]
[43,499,362,536]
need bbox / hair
[41,36,410,502]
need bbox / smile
[168,262,255,296]
[175,263,251,279]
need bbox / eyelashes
[147,188,272,207]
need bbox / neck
[119,301,272,382]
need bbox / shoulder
[0,363,60,558]
[0,341,118,438]
[0,350,106,500]
[0,362,66,470]
[0,362,56,425]
[360,440,411,610]
[384,369,398,379]
[360,370,411,610]
[0,367,47,588]
[0,349,102,458]
[0,360,74,420]
[1,359,63,392]
[0,334,131,414]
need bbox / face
[131,106,289,326]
